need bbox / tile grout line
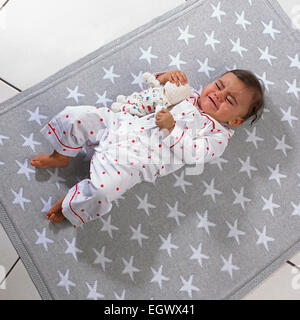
[286,260,300,271]
[0,77,22,92]
[0,0,10,11]
[0,257,20,287]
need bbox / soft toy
[111,72,191,117]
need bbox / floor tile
[0,259,41,300]
[289,251,300,266]
[242,262,300,300]
[0,0,184,90]
[277,0,300,30]
[0,79,19,103]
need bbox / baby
[30,69,265,228]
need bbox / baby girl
[30,69,265,228]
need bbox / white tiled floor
[0,0,299,300]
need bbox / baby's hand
[155,109,175,131]
[167,70,188,86]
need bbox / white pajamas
[40,90,234,228]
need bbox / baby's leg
[31,150,70,168]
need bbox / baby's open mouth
[208,95,218,110]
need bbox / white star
[232,187,251,211]
[57,269,76,295]
[220,254,240,279]
[15,159,35,181]
[226,219,246,245]
[168,52,187,70]
[103,65,120,84]
[209,156,228,171]
[291,201,300,217]
[255,225,275,251]
[100,215,119,239]
[66,86,85,103]
[280,106,298,128]
[131,71,144,90]
[93,246,112,272]
[196,57,216,78]
[248,0,253,5]
[244,127,264,149]
[113,289,126,300]
[229,38,248,58]
[121,256,141,282]
[159,233,179,257]
[139,46,158,65]
[261,193,280,216]
[287,53,300,70]
[27,106,47,126]
[95,91,113,107]
[64,237,83,261]
[210,2,226,23]
[204,31,220,51]
[11,187,31,211]
[262,20,281,40]
[46,168,66,189]
[150,265,170,289]
[285,79,300,99]
[225,64,238,72]
[257,46,277,65]
[202,178,222,203]
[179,274,200,298]
[130,223,149,248]
[40,196,52,213]
[195,210,216,235]
[0,133,9,145]
[268,164,287,187]
[234,11,251,30]
[173,170,192,193]
[189,242,209,267]
[255,71,274,92]
[86,280,104,300]
[238,156,258,179]
[136,193,156,216]
[273,134,292,157]
[21,133,41,152]
[34,227,54,251]
[177,25,195,45]
[166,201,186,225]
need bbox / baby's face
[199,72,254,126]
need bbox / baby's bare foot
[46,196,66,223]
[31,152,69,168]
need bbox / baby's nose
[213,92,224,102]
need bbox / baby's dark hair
[221,69,265,127]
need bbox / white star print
[244,127,264,149]
[166,201,186,225]
[95,91,113,107]
[291,201,300,217]
[168,52,187,70]
[273,134,292,157]
[40,196,52,213]
[100,215,119,239]
[210,2,226,23]
[204,30,220,51]
[179,274,200,298]
[261,193,280,216]
[225,64,238,72]
[177,25,195,45]
[255,72,274,92]
[34,227,54,251]
[66,86,85,103]
[173,170,192,193]
[93,246,112,272]
[27,106,47,126]
[268,164,287,187]
[195,210,216,235]
[103,65,120,84]
[234,11,251,30]
[226,219,246,245]
[11,187,31,211]
[130,223,149,248]
[131,71,144,90]
[150,265,170,289]
[202,178,222,203]
[113,289,126,300]
[285,79,300,99]
[0,133,9,145]
[46,168,66,189]
[57,269,76,295]
[64,237,83,261]
[189,242,209,267]
[230,38,248,57]
[209,156,228,171]
[15,159,35,181]
[280,106,298,128]
[232,187,251,211]
[21,133,41,152]
[255,225,275,251]
[287,53,300,70]
[159,233,179,257]
[121,256,141,282]
[220,254,239,279]
[86,280,104,300]
[262,20,281,40]
[238,156,258,179]
[257,46,277,65]
[196,57,216,78]
[136,193,156,216]
[139,46,158,65]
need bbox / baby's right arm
[156,70,188,86]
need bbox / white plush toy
[111,72,191,117]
